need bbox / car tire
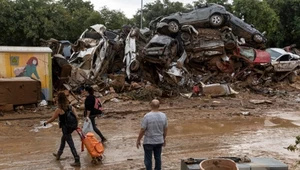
[253,34,263,43]
[181,32,191,42]
[209,14,224,27]
[130,60,140,71]
[168,20,179,33]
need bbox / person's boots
[70,158,81,167]
[101,137,107,143]
[53,152,62,160]
[52,151,63,160]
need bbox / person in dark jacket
[84,86,107,142]
[44,91,80,167]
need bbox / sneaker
[70,161,81,167]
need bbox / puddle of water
[168,112,300,162]
[266,111,300,127]
[1,111,300,169]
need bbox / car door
[181,10,199,25]
[196,6,210,20]
[272,54,298,72]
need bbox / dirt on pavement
[1,81,300,170]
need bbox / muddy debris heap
[44,3,300,101]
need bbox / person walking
[44,91,80,167]
[84,86,107,142]
[136,99,168,170]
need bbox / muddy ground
[2,81,300,170]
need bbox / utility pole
[140,0,143,29]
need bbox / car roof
[268,48,287,55]
[267,48,300,59]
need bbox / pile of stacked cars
[142,3,299,88]
[44,3,300,94]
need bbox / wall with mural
[0,48,52,101]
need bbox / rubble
[200,82,238,97]
[249,99,272,105]
[41,3,300,104]
[5,121,12,126]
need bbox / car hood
[148,34,174,45]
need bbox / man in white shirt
[136,99,168,170]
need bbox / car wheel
[180,32,191,42]
[168,21,179,33]
[253,34,263,43]
[130,60,140,71]
[209,14,224,27]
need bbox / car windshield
[149,34,173,45]
[240,47,255,61]
[266,49,282,61]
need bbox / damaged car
[230,46,272,85]
[143,34,178,67]
[234,47,300,84]
[237,46,271,65]
[267,48,300,71]
[159,3,229,33]
[69,24,121,80]
[266,48,300,83]
[226,13,267,49]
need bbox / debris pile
[43,3,300,102]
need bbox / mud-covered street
[1,82,300,170]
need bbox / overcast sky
[87,0,196,18]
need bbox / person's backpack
[94,97,103,115]
[65,105,78,131]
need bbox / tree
[232,0,280,47]
[0,0,16,45]
[0,0,107,45]
[266,0,300,47]
[133,0,188,28]
[57,0,99,42]
[98,7,129,30]
[6,0,58,45]
[192,0,233,12]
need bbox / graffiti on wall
[14,57,40,79]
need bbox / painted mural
[15,57,40,79]
[0,49,52,101]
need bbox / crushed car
[266,48,300,83]
[44,3,300,98]
[226,13,267,49]
[69,24,121,80]
[143,34,178,66]
[159,3,229,33]
[230,46,272,85]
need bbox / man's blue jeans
[143,144,163,170]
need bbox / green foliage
[0,0,99,45]
[232,0,280,47]
[98,7,129,30]
[133,0,188,28]
[192,0,233,12]
[0,0,299,48]
[266,0,300,47]
[286,136,300,154]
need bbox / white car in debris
[266,48,300,83]
[266,48,300,72]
